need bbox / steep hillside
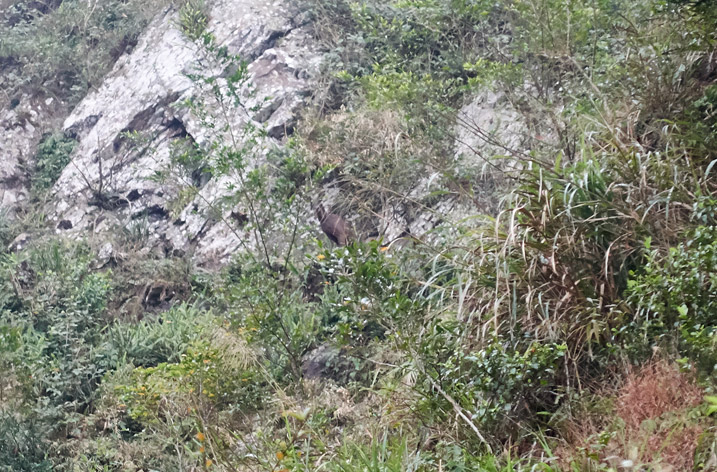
[0,0,716,470]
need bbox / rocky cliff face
[0,0,530,264]
[2,0,319,264]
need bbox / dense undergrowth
[1,0,716,470]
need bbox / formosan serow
[315,204,352,246]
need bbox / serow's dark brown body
[315,204,350,246]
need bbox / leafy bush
[627,223,717,375]
[0,239,112,434]
[0,415,52,472]
[681,84,717,160]
[412,319,566,443]
[218,256,321,381]
[316,241,423,345]
[32,132,76,192]
[303,0,515,152]
[178,0,208,41]
[105,302,211,368]
[0,210,13,248]
[115,337,264,423]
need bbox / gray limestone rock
[0,95,66,217]
[46,0,320,265]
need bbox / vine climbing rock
[315,204,351,246]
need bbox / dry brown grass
[616,361,703,431]
[616,360,704,470]
[299,109,412,169]
[556,360,706,470]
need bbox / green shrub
[105,302,211,368]
[0,210,13,249]
[680,84,717,161]
[178,0,208,41]
[0,415,52,472]
[218,256,321,381]
[412,319,566,443]
[316,241,423,345]
[0,239,112,430]
[32,133,76,192]
[626,223,717,375]
[304,0,510,137]
[115,338,264,424]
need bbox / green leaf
[705,396,717,416]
